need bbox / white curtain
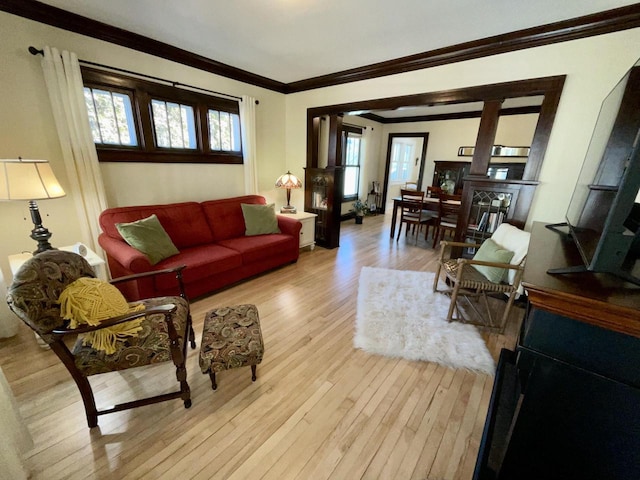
[239,95,258,195]
[41,47,108,255]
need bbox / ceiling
[36,0,638,84]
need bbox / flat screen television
[547,63,640,285]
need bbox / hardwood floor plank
[0,214,523,479]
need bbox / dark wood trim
[3,1,639,94]
[327,115,343,167]
[309,76,566,118]
[287,4,640,93]
[470,101,503,176]
[522,77,566,181]
[2,0,287,93]
[359,105,541,125]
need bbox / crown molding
[3,1,640,94]
[287,4,640,92]
[0,0,288,93]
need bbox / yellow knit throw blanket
[58,277,145,355]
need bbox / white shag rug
[354,267,495,375]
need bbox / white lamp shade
[0,159,65,200]
[275,171,302,189]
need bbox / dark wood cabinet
[433,160,526,195]
[304,167,343,249]
[474,223,640,480]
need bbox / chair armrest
[52,304,176,335]
[109,265,187,285]
[437,240,483,262]
[457,258,524,270]
[441,240,483,249]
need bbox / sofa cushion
[100,202,214,249]
[116,214,180,265]
[151,244,243,292]
[202,195,266,242]
[218,234,297,264]
[241,203,281,236]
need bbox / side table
[8,244,107,282]
[279,211,317,250]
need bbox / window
[343,127,362,200]
[151,100,196,149]
[208,109,241,152]
[84,87,138,146]
[81,67,243,164]
[389,141,414,182]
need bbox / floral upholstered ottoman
[199,304,264,390]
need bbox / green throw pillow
[116,214,179,265]
[471,238,514,283]
[241,203,281,236]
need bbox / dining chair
[397,189,436,244]
[404,181,418,190]
[426,186,442,198]
[432,193,462,248]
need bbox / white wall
[0,12,287,279]
[285,29,640,230]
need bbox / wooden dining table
[389,196,461,238]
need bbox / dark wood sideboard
[473,222,640,480]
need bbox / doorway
[383,133,428,213]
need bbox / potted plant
[352,199,368,224]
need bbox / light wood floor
[0,214,523,480]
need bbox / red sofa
[98,195,302,300]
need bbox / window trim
[81,67,243,164]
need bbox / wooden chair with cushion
[397,189,437,244]
[403,181,418,190]
[7,250,196,428]
[432,193,462,248]
[432,223,531,333]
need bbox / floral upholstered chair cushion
[73,296,188,375]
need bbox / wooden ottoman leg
[209,371,217,390]
[251,365,257,382]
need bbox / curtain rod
[28,46,258,104]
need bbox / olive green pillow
[116,214,179,265]
[472,238,514,283]
[241,203,281,236]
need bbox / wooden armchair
[7,250,196,428]
[432,223,530,332]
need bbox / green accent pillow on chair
[241,203,281,236]
[472,238,514,283]
[116,214,179,265]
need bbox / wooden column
[470,100,502,176]
[307,115,320,168]
[327,115,343,167]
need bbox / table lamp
[0,158,66,254]
[275,171,302,214]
